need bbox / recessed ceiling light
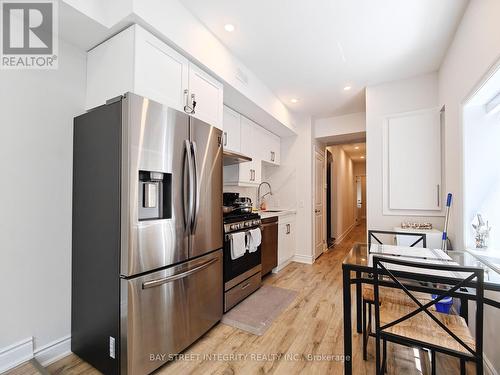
[360,156,365,159]
[354,146,359,150]
[224,24,235,32]
[290,98,299,103]
[344,86,352,91]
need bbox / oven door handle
[142,257,218,289]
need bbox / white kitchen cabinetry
[383,108,442,214]
[222,105,241,153]
[223,115,262,186]
[257,126,281,165]
[276,214,296,271]
[188,62,223,129]
[86,24,223,129]
[223,157,261,186]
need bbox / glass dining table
[341,243,500,375]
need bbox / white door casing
[314,147,325,259]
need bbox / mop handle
[441,193,452,252]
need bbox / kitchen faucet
[257,182,272,210]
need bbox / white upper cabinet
[240,115,256,157]
[222,105,241,153]
[188,63,223,129]
[256,126,280,165]
[223,115,262,186]
[384,108,442,213]
[86,24,223,129]
[134,26,189,111]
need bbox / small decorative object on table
[472,213,491,249]
[401,221,433,230]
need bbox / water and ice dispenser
[138,171,172,221]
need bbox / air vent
[235,68,248,85]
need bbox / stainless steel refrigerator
[72,93,223,375]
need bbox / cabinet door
[269,133,281,165]
[277,217,295,265]
[237,159,261,185]
[386,108,441,210]
[188,63,223,130]
[286,220,295,259]
[254,125,280,165]
[223,106,241,153]
[240,116,255,157]
[134,26,189,111]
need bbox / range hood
[223,150,252,166]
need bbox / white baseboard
[0,335,71,372]
[485,354,499,375]
[34,335,71,367]
[272,258,293,273]
[334,222,356,246]
[0,337,33,373]
[293,254,314,264]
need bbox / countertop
[257,209,297,219]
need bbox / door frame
[313,145,326,260]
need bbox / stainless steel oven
[223,212,262,312]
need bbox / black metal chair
[368,229,427,249]
[363,229,427,360]
[372,256,484,375]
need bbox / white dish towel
[248,228,262,253]
[230,232,247,260]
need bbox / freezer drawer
[121,249,222,375]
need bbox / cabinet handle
[252,169,255,181]
[223,132,228,147]
[286,224,290,234]
[437,184,440,207]
[191,93,196,114]
[183,90,195,114]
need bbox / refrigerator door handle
[191,141,201,233]
[184,140,195,233]
[141,257,219,289]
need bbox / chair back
[372,255,484,359]
[368,229,426,248]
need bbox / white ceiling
[343,143,366,162]
[181,0,468,117]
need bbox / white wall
[439,3,500,371]
[365,72,444,231]
[314,112,365,139]
[353,161,366,176]
[268,116,314,262]
[439,0,500,249]
[327,146,356,243]
[0,40,87,364]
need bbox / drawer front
[224,271,261,311]
[122,250,222,375]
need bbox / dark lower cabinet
[261,217,278,275]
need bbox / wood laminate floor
[8,221,467,375]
